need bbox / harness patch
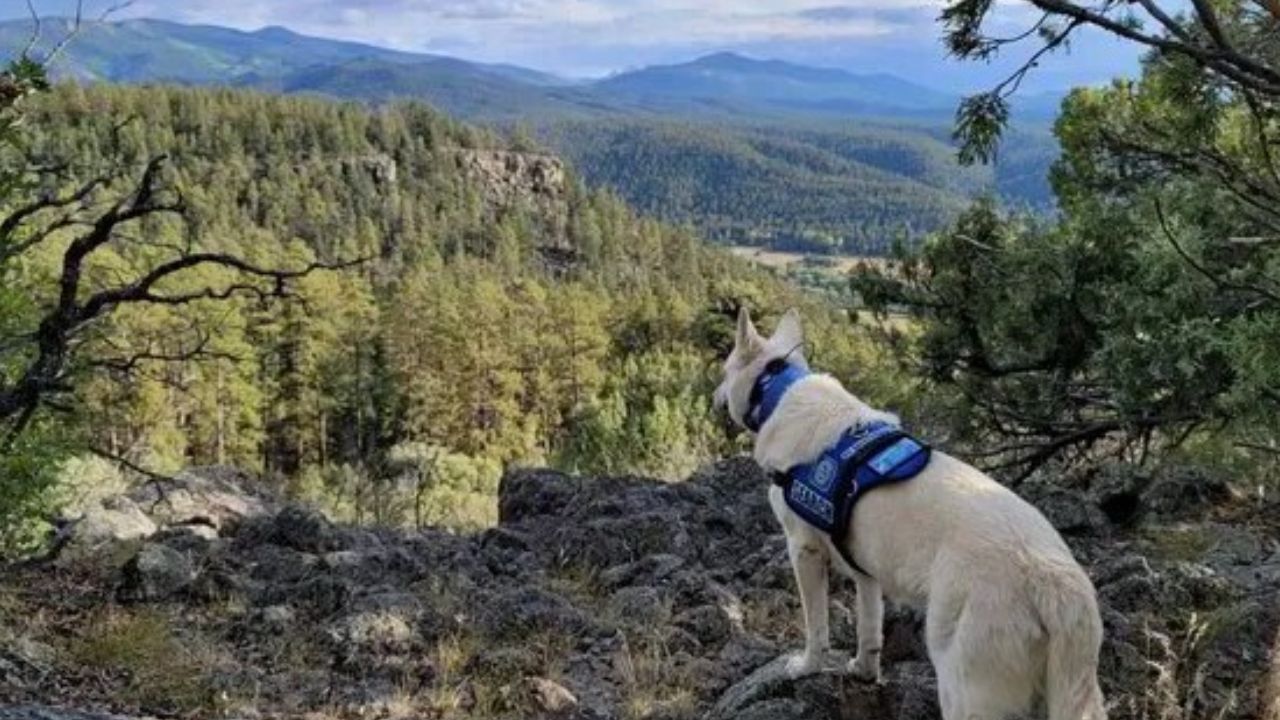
[780,422,931,568]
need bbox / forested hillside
[0,18,1061,255]
[0,83,900,551]
[541,119,1056,254]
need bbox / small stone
[525,676,578,713]
[258,605,295,632]
[328,611,415,652]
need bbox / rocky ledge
[0,460,1277,719]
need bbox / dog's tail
[1039,564,1107,720]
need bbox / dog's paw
[848,653,881,684]
[783,652,822,679]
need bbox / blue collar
[744,360,809,432]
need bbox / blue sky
[1,0,1143,92]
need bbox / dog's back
[854,454,1104,719]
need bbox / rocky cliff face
[0,459,1276,719]
[453,150,567,207]
[452,149,571,249]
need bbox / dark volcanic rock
[272,504,340,553]
[12,456,1279,720]
[117,543,196,602]
[0,709,149,720]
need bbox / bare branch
[88,445,178,491]
[993,20,1083,99]
[88,326,241,376]
[44,0,135,66]
[20,0,41,59]
[1189,0,1231,50]
[1152,197,1280,305]
[1134,0,1193,42]
[0,153,365,446]
[0,175,108,263]
[79,254,363,320]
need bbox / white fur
[715,308,1106,720]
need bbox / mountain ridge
[0,16,1062,251]
[4,17,975,110]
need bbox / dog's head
[713,306,807,430]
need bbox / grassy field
[727,246,916,332]
[727,246,896,274]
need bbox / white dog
[714,308,1105,720]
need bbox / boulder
[126,466,269,530]
[478,586,591,639]
[53,466,273,565]
[117,543,196,602]
[57,496,156,561]
[1026,485,1107,535]
[272,504,340,553]
[607,586,669,627]
[7,455,1280,720]
[498,468,581,524]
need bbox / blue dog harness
[745,360,932,576]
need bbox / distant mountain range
[596,52,959,116]
[0,17,1064,251]
[3,17,1064,122]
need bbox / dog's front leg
[849,573,883,683]
[784,536,830,679]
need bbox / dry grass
[544,562,608,608]
[616,627,700,720]
[741,592,802,645]
[1142,525,1214,562]
[416,627,577,719]
[420,631,483,716]
[1264,625,1280,720]
[66,607,233,713]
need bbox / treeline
[4,84,898,542]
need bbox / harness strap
[772,426,923,579]
[771,470,870,577]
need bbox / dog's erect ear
[772,308,804,350]
[735,306,760,350]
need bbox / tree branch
[20,0,41,59]
[43,1,135,66]
[0,175,107,263]
[1152,197,1280,305]
[0,153,366,447]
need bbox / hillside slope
[0,459,1273,719]
[4,83,898,548]
[541,119,975,254]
